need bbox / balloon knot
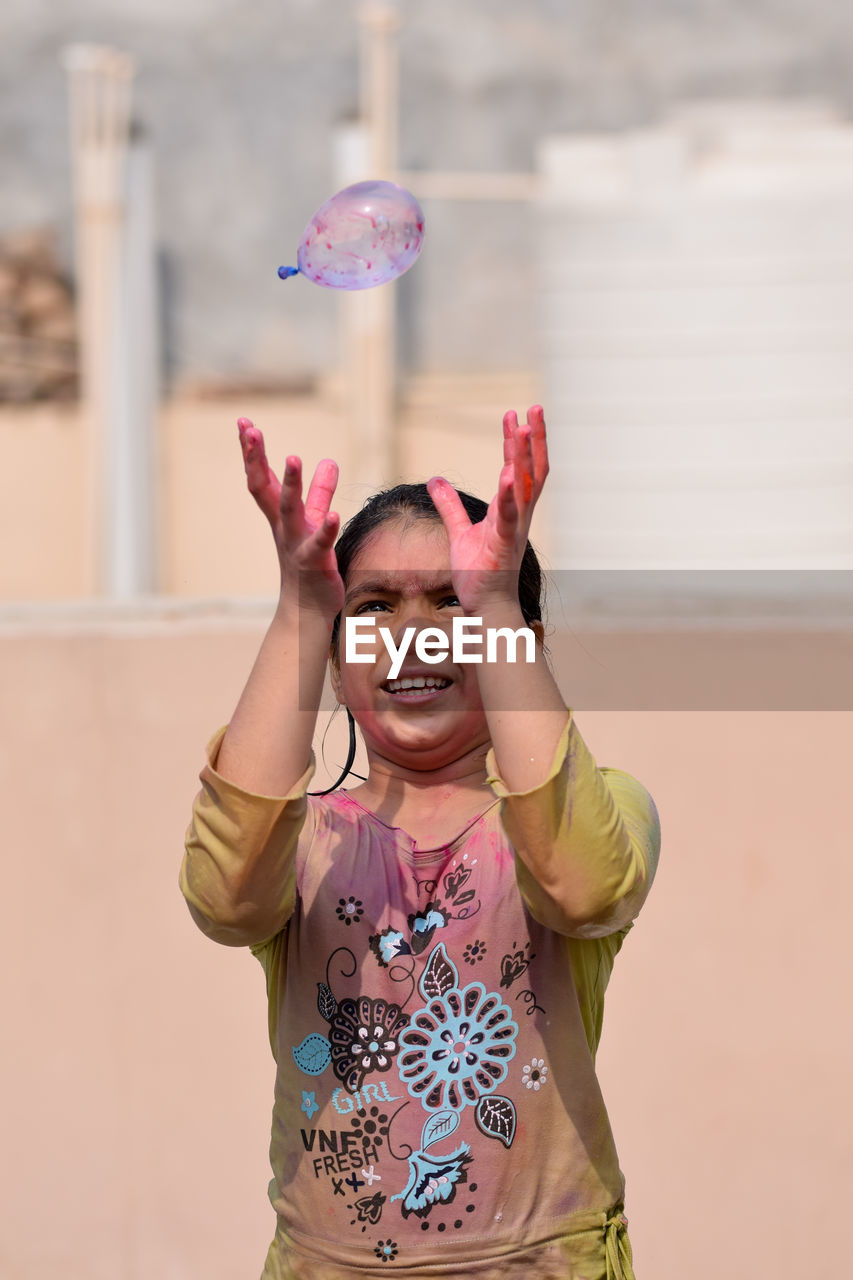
[277,265,300,280]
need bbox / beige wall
[1,609,849,1278]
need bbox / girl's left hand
[427,404,549,613]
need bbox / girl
[181,406,660,1279]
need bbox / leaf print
[475,1095,517,1147]
[317,982,337,1022]
[421,1109,460,1151]
[419,943,457,1002]
[292,1033,332,1076]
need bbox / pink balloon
[279,180,425,290]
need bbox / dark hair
[329,482,544,656]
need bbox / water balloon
[278,180,425,290]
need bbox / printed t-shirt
[181,715,660,1279]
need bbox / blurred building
[1,0,853,595]
[3,0,853,391]
[540,100,853,571]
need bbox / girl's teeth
[386,676,449,693]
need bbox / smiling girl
[180,406,660,1279]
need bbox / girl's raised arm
[213,418,344,796]
[428,407,658,935]
[427,405,568,793]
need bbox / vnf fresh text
[345,616,536,679]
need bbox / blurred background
[1,2,851,1277]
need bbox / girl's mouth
[382,675,452,698]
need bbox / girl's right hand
[238,417,344,621]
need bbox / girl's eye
[354,599,391,614]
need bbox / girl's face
[332,518,490,773]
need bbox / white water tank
[538,101,853,570]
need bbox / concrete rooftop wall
[1,611,849,1277]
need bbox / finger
[513,423,535,507]
[502,412,514,468]
[427,476,473,541]
[526,404,549,495]
[312,509,341,552]
[238,416,267,467]
[495,463,519,539]
[278,455,307,539]
[238,418,282,524]
[303,459,340,530]
[296,507,340,560]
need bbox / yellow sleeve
[179,727,316,948]
[486,713,660,938]
[565,927,632,1061]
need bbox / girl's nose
[389,612,452,649]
